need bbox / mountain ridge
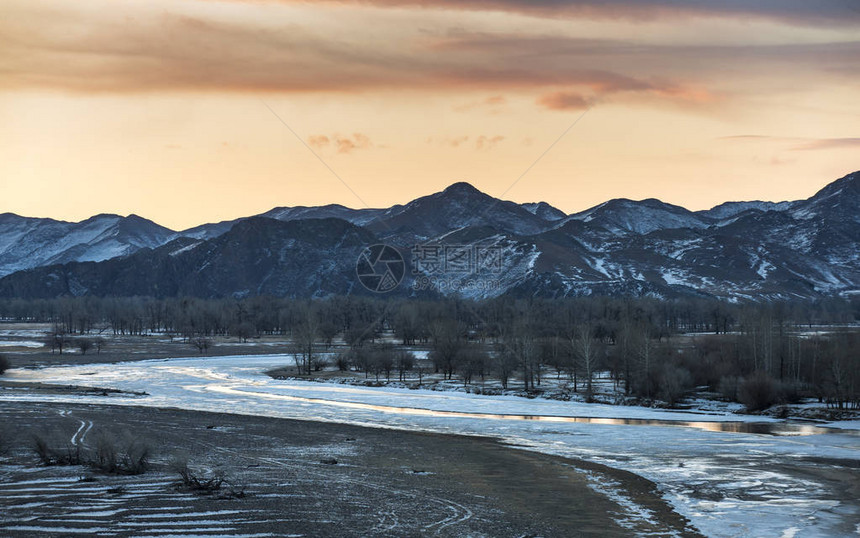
[0,171,857,300]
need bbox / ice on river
[3,354,859,537]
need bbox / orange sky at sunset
[1,0,859,230]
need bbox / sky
[1,0,859,230]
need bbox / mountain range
[1,171,858,301]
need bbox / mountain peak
[86,213,123,221]
[522,201,567,221]
[442,181,483,196]
[808,170,860,200]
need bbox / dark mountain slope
[0,218,380,299]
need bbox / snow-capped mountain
[0,218,383,299]
[697,200,794,220]
[366,182,553,243]
[521,201,567,221]
[260,204,387,226]
[0,213,175,277]
[565,198,710,235]
[0,171,857,300]
[178,205,390,241]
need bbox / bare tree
[230,321,255,343]
[493,344,519,389]
[192,337,211,354]
[459,346,488,386]
[572,323,600,401]
[47,326,68,355]
[76,338,93,355]
[429,320,463,380]
[291,307,320,375]
[395,350,414,381]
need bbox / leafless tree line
[1,295,858,409]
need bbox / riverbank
[0,401,699,537]
[2,353,859,536]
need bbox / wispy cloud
[0,0,854,127]
[427,135,506,149]
[453,95,507,113]
[476,135,505,150]
[203,0,860,27]
[792,137,860,151]
[536,91,592,110]
[307,133,374,154]
[720,135,860,152]
[308,135,331,150]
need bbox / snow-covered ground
[3,354,859,537]
[0,340,43,348]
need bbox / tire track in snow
[79,421,93,446]
[202,442,474,535]
[422,498,474,535]
[70,420,93,447]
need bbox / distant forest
[2,295,858,411]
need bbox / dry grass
[31,431,149,475]
[172,459,245,498]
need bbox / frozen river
[3,354,859,537]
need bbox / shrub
[192,337,211,354]
[0,427,10,456]
[657,365,693,407]
[33,434,83,466]
[32,431,148,474]
[335,353,351,371]
[33,435,51,464]
[781,382,804,405]
[76,339,93,355]
[92,433,150,475]
[310,355,328,372]
[172,459,245,498]
[738,373,781,412]
[717,376,740,401]
[174,460,223,493]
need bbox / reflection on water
[8,357,857,438]
[206,385,852,437]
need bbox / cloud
[427,135,505,149]
[203,0,860,27]
[719,135,778,140]
[336,133,373,153]
[307,133,373,153]
[453,95,507,112]
[475,135,504,150]
[536,91,591,110]
[0,5,698,97]
[445,136,471,147]
[0,0,854,118]
[719,135,860,152]
[308,135,331,150]
[792,138,860,151]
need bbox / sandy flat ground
[3,324,858,536]
[0,401,700,537]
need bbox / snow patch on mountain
[0,214,175,277]
[569,199,709,235]
[699,200,794,220]
[521,201,567,221]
